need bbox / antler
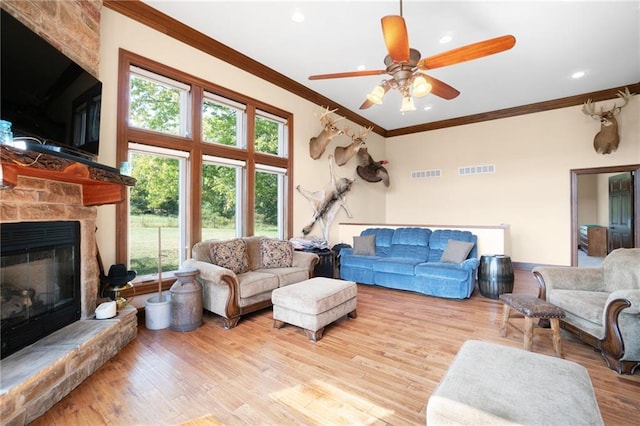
[612,87,632,115]
[581,98,599,119]
[359,126,373,140]
[582,87,634,119]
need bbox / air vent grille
[458,164,495,176]
[411,169,441,179]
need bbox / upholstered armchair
[533,248,640,374]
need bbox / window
[128,66,191,137]
[116,51,293,279]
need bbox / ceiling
[141,1,640,132]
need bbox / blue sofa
[339,227,480,299]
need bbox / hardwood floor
[33,270,639,425]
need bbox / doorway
[571,164,640,266]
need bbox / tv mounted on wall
[1,9,107,168]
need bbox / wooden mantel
[1,145,135,206]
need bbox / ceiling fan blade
[381,15,410,63]
[419,74,460,100]
[418,35,516,70]
[309,69,386,80]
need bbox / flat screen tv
[1,9,103,164]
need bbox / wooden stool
[499,293,566,357]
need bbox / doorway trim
[571,164,640,266]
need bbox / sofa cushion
[260,239,293,268]
[415,262,472,281]
[549,289,608,325]
[353,234,376,255]
[388,227,431,261]
[209,239,249,274]
[428,230,476,263]
[373,258,421,275]
[441,240,475,264]
[360,228,394,256]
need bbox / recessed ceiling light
[357,65,366,71]
[439,35,452,44]
[571,71,586,79]
[423,105,433,111]
[291,8,304,23]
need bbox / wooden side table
[499,293,566,357]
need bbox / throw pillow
[441,239,474,264]
[353,234,376,256]
[260,239,293,268]
[209,239,249,274]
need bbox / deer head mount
[309,107,346,160]
[334,126,373,166]
[582,87,633,154]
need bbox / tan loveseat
[533,248,640,374]
[183,237,318,329]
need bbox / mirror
[571,164,639,267]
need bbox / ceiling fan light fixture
[412,75,432,97]
[400,95,415,112]
[367,85,385,104]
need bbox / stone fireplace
[0,151,137,424]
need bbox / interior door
[609,172,634,251]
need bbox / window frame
[115,49,294,281]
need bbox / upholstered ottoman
[271,277,357,342]
[427,340,604,425]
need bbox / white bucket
[145,293,171,330]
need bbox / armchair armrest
[533,266,604,299]
[607,289,640,315]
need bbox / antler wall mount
[309,0,516,112]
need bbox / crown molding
[104,1,638,139]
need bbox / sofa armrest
[292,251,319,275]
[460,258,480,270]
[182,258,237,283]
[533,266,604,299]
[340,248,354,256]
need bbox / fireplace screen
[1,221,81,359]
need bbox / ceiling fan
[308,1,516,112]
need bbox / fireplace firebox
[1,221,81,359]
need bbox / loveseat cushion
[237,270,279,298]
[209,239,249,274]
[260,238,293,268]
[255,266,310,287]
[548,289,608,325]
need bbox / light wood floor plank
[32,270,640,425]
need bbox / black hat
[103,264,136,287]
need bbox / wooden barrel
[478,255,514,299]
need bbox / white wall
[97,8,639,268]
